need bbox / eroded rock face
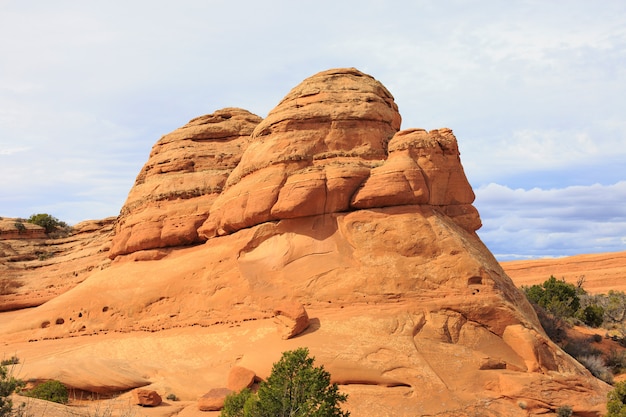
[198,68,402,238]
[110,108,262,257]
[110,68,479,254]
[0,68,611,416]
[196,69,479,240]
[0,217,115,312]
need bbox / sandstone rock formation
[198,388,232,411]
[503,250,626,295]
[0,218,47,240]
[227,366,256,392]
[0,68,612,417]
[132,388,162,407]
[110,108,262,257]
[273,301,310,339]
[0,217,114,311]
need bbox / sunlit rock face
[110,108,262,257]
[2,68,608,417]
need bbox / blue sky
[1,0,625,260]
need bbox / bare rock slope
[503,250,626,295]
[0,68,610,417]
[0,218,114,311]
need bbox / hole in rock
[55,318,64,325]
[78,312,83,318]
[467,276,483,286]
[41,321,50,328]
[102,306,109,312]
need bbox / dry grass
[13,394,139,417]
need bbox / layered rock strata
[110,108,262,257]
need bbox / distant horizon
[2,1,625,261]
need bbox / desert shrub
[26,214,68,235]
[166,393,178,401]
[556,405,573,417]
[576,355,613,384]
[221,347,349,417]
[0,358,18,367]
[0,363,25,417]
[607,349,626,375]
[522,276,582,319]
[563,336,602,359]
[222,388,253,417]
[12,223,25,234]
[578,304,605,328]
[24,380,68,404]
[604,291,626,326]
[607,381,626,416]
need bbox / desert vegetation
[221,347,349,417]
[2,349,349,417]
[522,276,626,384]
[26,214,70,237]
[23,380,68,405]
[0,361,25,417]
[607,381,626,416]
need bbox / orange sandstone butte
[0,68,610,417]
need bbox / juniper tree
[221,347,349,417]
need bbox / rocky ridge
[0,68,610,416]
[0,217,114,311]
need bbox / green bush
[578,304,605,328]
[221,347,349,417]
[13,223,25,234]
[222,388,253,417]
[607,381,626,416]
[522,276,582,318]
[24,380,68,404]
[27,214,68,234]
[0,363,25,417]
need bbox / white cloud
[475,182,626,260]
[459,116,626,190]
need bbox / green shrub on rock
[27,214,68,234]
[24,380,68,404]
[522,275,581,318]
[221,347,349,417]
